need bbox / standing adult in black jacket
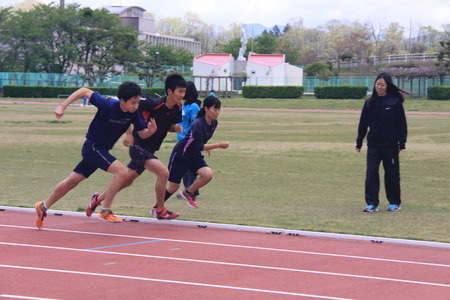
[355,73,408,213]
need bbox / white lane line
[0,264,353,300]
[0,295,58,300]
[1,242,449,288]
[1,224,449,269]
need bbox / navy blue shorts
[127,144,159,175]
[73,140,117,178]
[168,152,207,184]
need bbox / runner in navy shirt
[35,82,154,228]
[89,74,186,220]
[165,96,230,209]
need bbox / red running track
[0,208,449,300]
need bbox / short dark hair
[165,73,186,94]
[117,81,142,101]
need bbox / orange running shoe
[99,210,123,223]
[35,201,47,229]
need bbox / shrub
[2,85,165,99]
[314,86,368,99]
[242,86,304,98]
[427,86,450,100]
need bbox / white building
[246,53,303,86]
[103,6,201,56]
[193,53,235,93]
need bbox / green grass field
[1,96,449,243]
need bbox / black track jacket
[356,94,407,149]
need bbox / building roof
[194,53,233,66]
[102,6,146,15]
[248,54,285,67]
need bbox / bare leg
[44,172,86,209]
[144,159,169,209]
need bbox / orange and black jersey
[132,96,182,153]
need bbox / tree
[75,7,141,85]
[272,25,281,38]
[436,40,450,84]
[304,62,333,82]
[253,30,280,54]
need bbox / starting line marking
[0,264,353,300]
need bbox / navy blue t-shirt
[86,91,147,150]
[173,116,218,159]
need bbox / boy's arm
[55,87,94,119]
[137,117,157,139]
[168,124,182,133]
[122,126,134,147]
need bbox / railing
[1,72,449,97]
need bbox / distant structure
[193,53,303,95]
[103,6,201,56]
[237,24,248,61]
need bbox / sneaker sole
[363,209,379,212]
[157,213,180,220]
[99,217,123,223]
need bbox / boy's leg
[44,172,86,209]
[95,160,129,223]
[87,168,139,216]
[144,158,169,210]
[36,172,86,228]
[145,159,179,220]
[101,160,129,209]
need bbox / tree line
[0,3,194,85]
[2,1,450,82]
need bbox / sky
[1,0,450,32]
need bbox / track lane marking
[0,264,352,300]
[1,224,449,268]
[1,242,449,288]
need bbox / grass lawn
[1,96,449,243]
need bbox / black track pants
[365,146,401,206]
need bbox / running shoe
[156,207,180,220]
[35,201,47,229]
[86,192,100,217]
[179,189,198,208]
[363,205,379,212]
[150,205,158,217]
[99,210,123,223]
[387,204,401,211]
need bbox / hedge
[2,85,165,99]
[314,86,368,99]
[242,85,304,99]
[427,86,450,100]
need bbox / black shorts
[127,144,159,175]
[168,152,207,184]
[73,140,116,178]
